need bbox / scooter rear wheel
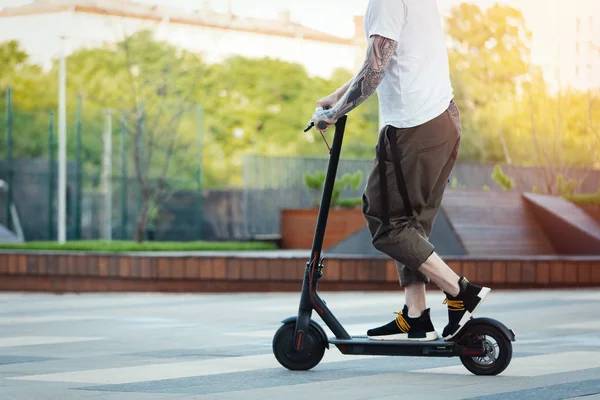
[273,321,326,371]
[459,324,512,376]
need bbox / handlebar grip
[304,106,332,132]
[304,120,330,132]
[317,120,328,130]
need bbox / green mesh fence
[0,87,210,242]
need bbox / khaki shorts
[362,101,461,287]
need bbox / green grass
[0,240,278,252]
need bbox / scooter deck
[329,335,463,357]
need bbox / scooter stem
[295,116,351,349]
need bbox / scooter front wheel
[459,324,513,376]
[273,320,326,371]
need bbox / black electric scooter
[272,116,516,376]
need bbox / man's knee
[371,224,434,270]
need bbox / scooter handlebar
[304,120,329,132]
[305,106,331,132]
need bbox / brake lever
[304,106,331,132]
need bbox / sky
[0,0,527,38]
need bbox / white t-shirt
[364,0,454,128]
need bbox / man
[311,0,490,341]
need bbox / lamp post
[57,35,67,244]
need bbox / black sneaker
[367,305,440,341]
[442,276,491,340]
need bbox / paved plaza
[0,288,599,399]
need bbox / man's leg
[399,141,459,318]
[409,104,491,338]
[362,124,439,341]
[363,104,459,340]
[396,229,429,319]
[420,255,460,295]
[397,149,464,333]
[404,133,463,303]
[365,102,489,340]
[402,274,427,317]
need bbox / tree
[445,3,531,163]
[586,42,600,167]
[504,65,600,194]
[587,87,600,165]
[192,58,377,186]
[0,41,56,158]
[2,3,597,197]
[66,30,206,241]
[0,40,29,82]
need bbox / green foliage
[447,4,531,163]
[527,174,581,196]
[564,189,600,206]
[0,240,277,252]
[303,171,327,207]
[2,1,599,191]
[65,31,206,181]
[336,197,363,208]
[482,185,491,192]
[332,171,363,207]
[0,36,379,188]
[303,170,363,208]
[556,175,579,197]
[303,171,327,190]
[0,40,28,77]
[491,164,515,191]
[515,74,600,171]
[0,40,63,161]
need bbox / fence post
[5,87,13,232]
[48,110,55,240]
[57,39,67,244]
[196,105,203,240]
[75,93,82,240]
[138,101,144,172]
[136,102,144,227]
[120,114,127,239]
[101,109,113,241]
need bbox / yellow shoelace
[443,298,465,311]
[394,311,411,332]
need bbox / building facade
[0,0,367,79]
[519,0,600,92]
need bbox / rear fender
[462,317,516,342]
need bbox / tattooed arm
[316,78,353,109]
[312,34,398,131]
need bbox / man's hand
[311,79,354,131]
[311,106,337,132]
[316,93,338,110]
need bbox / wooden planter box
[281,208,366,249]
[579,204,600,223]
